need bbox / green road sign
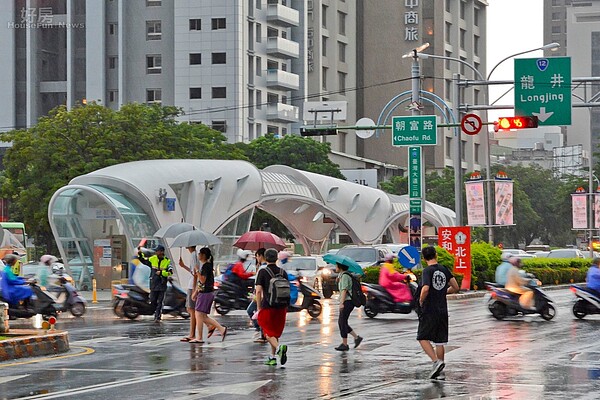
[514,57,571,126]
[392,115,437,146]
[408,146,422,199]
[410,199,422,214]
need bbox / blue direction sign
[398,245,421,269]
[514,57,571,126]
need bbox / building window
[212,52,226,64]
[256,23,262,42]
[322,5,327,28]
[459,56,466,75]
[552,25,561,34]
[322,36,327,57]
[445,79,451,100]
[108,90,118,103]
[211,121,227,133]
[445,22,451,43]
[446,137,452,158]
[189,19,201,31]
[212,18,226,30]
[146,0,161,6]
[461,140,466,161]
[338,72,346,94]
[445,0,450,13]
[256,123,262,136]
[108,23,117,35]
[189,87,202,99]
[474,89,480,105]
[146,55,162,74]
[338,11,346,35]
[189,53,202,65]
[212,87,227,99]
[445,51,452,70]
[322,67,328,90]
[460,1,465,20]
[460,29,466,49]
[256,56,262,76]
[146,89,162,104]
[338,42,346,62]
[146,20,162,40]
[256,90,262,109]
[108,56,117,69]
[339,131,346,152]
[474,35,479,56]
[552,12,562,21]
[267,125,279,135]
[474,7,480,26]
[267,92,278,105]
[475,143,480,163]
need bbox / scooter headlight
[322,269,331,276]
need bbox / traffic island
[0,329,70,361]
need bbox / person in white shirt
[179,246,200,341]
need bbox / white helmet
[52,263,65,274]
[236,249,253,260]
[40,254,58,265]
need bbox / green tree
[244,133,344,178]
[0,103,246,252]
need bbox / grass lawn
[0,335,8,340]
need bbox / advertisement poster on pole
[465,181,486,226]
[494,177,513,225]
[438,226,472,290]
[595,193,600,229]
[572,189,587,229]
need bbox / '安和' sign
[438,226,471,291]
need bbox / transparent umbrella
[153,222,196,239]
[171,229,222,248]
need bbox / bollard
[92,278,98,304]
[0,302,8,333]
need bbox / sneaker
[264,357,277,366]
[335,344,350,351]
[253,331,261,340]
[435,371,446,381]
[277,344,288,365]
[430,360,445,379]
[354,336,363,349]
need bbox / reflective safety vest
[148,255,172,277]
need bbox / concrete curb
[0,329,70,362]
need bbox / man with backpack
[255,248,290,366]
[334,262,364,351]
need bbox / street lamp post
[418,42,559,241]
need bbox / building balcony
[266,103,299,123]
[266,37,300,59]
[266,3,300,27]
[266,69,300,91]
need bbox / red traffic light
[496,116,538,131]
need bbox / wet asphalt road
[1,288,599,400]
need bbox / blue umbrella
[323,253,364,276]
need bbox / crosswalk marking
[70,336,128,345]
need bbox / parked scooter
[288,279,322,318]
[112,278,189,320]
[570,284,600,319]
[485,275,556,320]
[47,275,87,317]
[361,278,419,318]
[0,280,59,320]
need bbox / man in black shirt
[417,246,459,380]
[255,248,289,366]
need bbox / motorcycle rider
[229,249,255,297]
[379,253,412,303]
[1,254,33,304]
[139,245,173,322]
[278,251,299,305]
[587,257,600,296]
[494,255,513,287]
[504,257,535,310]
[39,254,59,286]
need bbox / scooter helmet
[40,254,58,265]
[52,264,65,274]
[2,253,18,264]
[236,249,253,260]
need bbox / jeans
[338,300,355,339]
[247,300,260,331]
[150,290,166,320]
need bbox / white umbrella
[154,222,196,239]
[171,229,222,248]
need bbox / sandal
[180,337,194,342]
[221,327,228,342]
[189,339,204,344]
[207,327,216,338]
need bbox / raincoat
[378,262,412,303]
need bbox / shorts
[416,312,449,345]
[194,291,215,314]
[186,289,195,309]
[257,307,287,339]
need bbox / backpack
[223,263,235,281]
[343,272,366,308]
[265,267,291,308]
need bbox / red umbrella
[233,231,287,251]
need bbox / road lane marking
[172,379,271,399]
[131,337,182,347]
[0,374,29,384]
[70,336,128,345]
[17,371,189,399]
[0,347,94,369]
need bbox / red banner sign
[438,226,471,290]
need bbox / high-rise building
[0,0,359,152]
[544,0,600,161]
[356,0,487,176]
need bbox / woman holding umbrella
[334,262,363,352]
